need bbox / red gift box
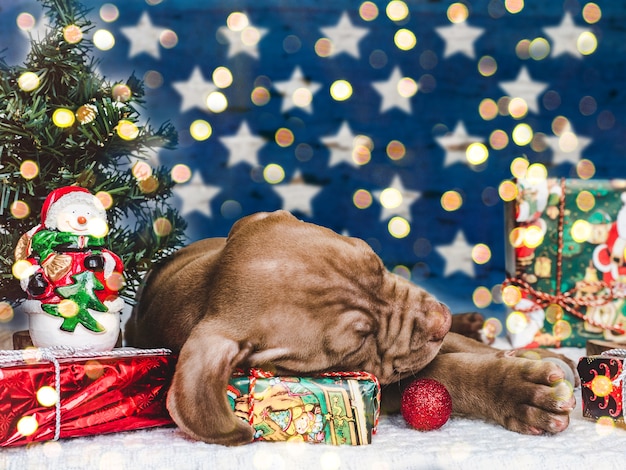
[0,347,175,447]
[578,349,626,427]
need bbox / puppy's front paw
[205,419,256,446]
[489,356,576,435]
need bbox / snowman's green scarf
[30,229,105,260]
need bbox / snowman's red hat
[41,186,105,230]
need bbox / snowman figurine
[14,186,124,350]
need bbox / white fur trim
[45,192,106,230]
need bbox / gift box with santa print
[227,369,381,445]
[577,349,626,427]
[503,177,626,348]
[0,347,175,447]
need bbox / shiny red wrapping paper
[0,348,175,447]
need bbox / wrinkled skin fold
[126,210,578,446]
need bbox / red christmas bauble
[401,378,452,431]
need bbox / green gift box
[227,369,380,445]
[504,177,626,348]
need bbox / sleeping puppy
[125,210,577,446]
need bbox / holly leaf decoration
[41,270,108,333]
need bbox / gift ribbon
[245,368,382,434]
[505,178,626,336]
[0,346,171,442]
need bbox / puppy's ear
[167,321,254,446]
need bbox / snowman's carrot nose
[77,216,87,225]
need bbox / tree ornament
[401,378,452,431]
[14,186,125,350]
[76,103,97,124]
[112,83,132,102]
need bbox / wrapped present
[503,177,626,348]
[0,347,175,447]
[227,369,380,445]
[578,349,626,427]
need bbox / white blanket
[2,347,624,470]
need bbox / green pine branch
[0,0,186,304]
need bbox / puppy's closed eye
[325,311,375,355]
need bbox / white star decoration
[545,128,592,165]
[435,122,484,167]
[219,121,266,167]
[173,172,220,217]
[120,12,167,59]
[217,17,268,59]
[499,67,548,114]
[172,66,217,113]
[435,21,484,59]
[320,11,369,59]
[273,67,322,114]
[435,230,475,277]
[321,121,359,167]
[272,171,322,216]
[544,12,589,58]
[373,175,421,221]
[372,67,412,114]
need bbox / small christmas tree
[0,0,186,304]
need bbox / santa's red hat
[41,186,105,229]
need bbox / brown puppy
[126,210,577,445]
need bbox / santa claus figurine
[14,186,124,350]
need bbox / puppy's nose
[430,302,452,342]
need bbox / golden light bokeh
[10,200,30,219]
[379,187,402,209]
[52,108,75,128]
[88,217,110,238]
[506,311,528,334]
[479,98,498,120]
[93,29,115,51]
[189,119,212,141]
[386,140,405,160]
[17,415,38,437]
[505,0,524,14]
[359,2,379,21]
[160,30,178,49]
[213,66,233,88]
[84,360,105,380]
[330,80,352,102]
[63,24,83,44]
[387,1,409,22]
[58,299,79,318]
[578,31,598,55]
[275,128,294,147]
[394,29,417,51]
[502,284,522,307]
[466,142,488,165]
[388,216,410,238]
[571,219,592,243]
[472,286,492,308]
[498,180,518,202]
[116,120,139,140]
[447,3,469,23]
[353,189,373,209]
[576,190,595,212]
[18,71,40,92]
[105,271,125,292]
[153,217,173,237]
[0,301,14,323]
[36,386,59,407]
[206,91,228,113]
[577,159,596,179]
[100,3,120,22]
[583,3,602,24]
[251,86,270,106]
[441,190,462,212]
[472,243,491,264]
[512,123,533,146]
[263,164,285,184]
[20,160,39,180]
[171,164,192,183]
[477,56,497,77]
[112,83,132,102]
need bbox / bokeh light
[360,2,379,21]
[477,56,497,77]
[112,83,132,102]
[227,12,249,31]
[330,80,353,101]
[386,140,406,160]
[394,29,417,51]
[441,190,463,211]
[275,128,294,147]
[0,302,14,323]
[18,71,40,92]
[388,216,410,238]
[472,243,491,264]
[512,123,533,146]
[577,159,596,179]
[397,77,418,98]
[387,1,409,22]
[100,3,119,22]
[506,311,528,334]
[473,286,492,308]
[379,187,402,209]
[251,87,270,106]
[88,217,109,238]
[63,24,83,44]
[11,200,30,219]
[17,416,38,437]
[484,317,503,337]
[16,13,36,31]
[498,180,518,202]
[553,319,572,341]
[52,108,75,128]
[447,3,469,23]
[206,91,228,113]
[505,0,524,14]
[502,284,522,306]
[526,162,548,181]
[479,98,498,120]
[571,219,591,243]
[12,259,33,280]
[583,3,602,24]
[264,164,285,184]
[590,375,613,398]
[160,30,178,49]
[489,130,509,150]
[20,160,39,180]
[58,299,79,318]
[466,142,488,165]
[578,31,598,55]
[576,190,595,212]
[116,120,139,140]
[153,217,173,237]
[189,119,212,141]
[315,38,333,57]
[93,29,115,51]
[353,189,373,209]
[37,386,59,407]
[508,97,528,119]
[105,271,125,292]
[171,164,192,183]
[84,360,104,380]
[213,66,233,88]
[529,37,550,60]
